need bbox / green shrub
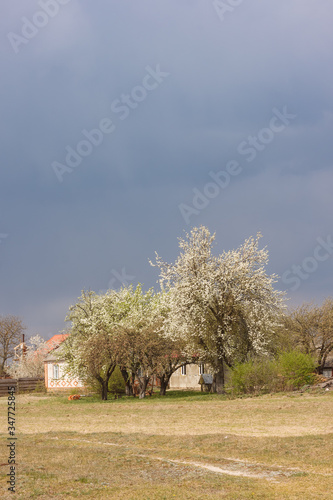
[230,357,279,395]
[277,350,316,389]
[230,350,317,395]
[108,366,126,394]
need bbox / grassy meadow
[1,390,333,499]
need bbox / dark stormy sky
[1,1,333,339]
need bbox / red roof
[46,334,69,352]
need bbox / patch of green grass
[75,477,92,484]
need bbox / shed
[322,358,333,379]
[198,373,213,392]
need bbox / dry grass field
[1,390,333,499]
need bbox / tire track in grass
[49,436,307,481]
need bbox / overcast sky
[1,0,332,339]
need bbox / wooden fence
[0,377,44,397]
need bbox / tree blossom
[151,226,286,392]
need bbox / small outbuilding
[322,358,333,379]
[198,373,213,392]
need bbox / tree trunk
[120,368,133,396]
[101,380,109,401]
[212,359,224,394]
[125,381,133,396]
[100,365,115,401]
[0,357,7,375]
[159,374,170,396]
[138,376,150,399]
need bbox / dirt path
[50,437,304,482]
[137,455,295,481]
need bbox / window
[199,363,205,375]
[53,364,59,379]
[181,364,186,376]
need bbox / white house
[44,334,85,391]
[43,333,215,393]
[169,363,211,390]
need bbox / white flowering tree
[151,226,286,393]
[155,334,190,396]
[63,290,127,400]
[64,285,190,399]
[7,335,48,378]
[113,285,173,398]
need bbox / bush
[108,366,126,394]
[230,350,317,395]
[230,358,279,395]
[277,350,317,389]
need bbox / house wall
[169,364,204,390]
[169,363,232,391]
[44,361,84,391]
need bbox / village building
[169,363,212,391]
[44,334,85,391]
[43,330,214,393]
[44,331,333,394]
